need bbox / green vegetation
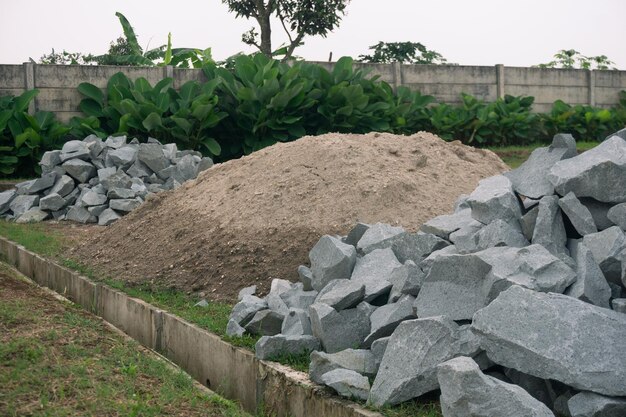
[0,90,70,177]
[0,265,248,416]
[537,49,616,70]
[358,41,449,65]
[489,141,598,169]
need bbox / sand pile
[74,132,508,300]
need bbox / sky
[1,0,625,68]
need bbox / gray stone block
[88,204,108,217]
[568,391,626,417]
[0,190,16,214]
[419,245,459,276]
[421,209,475,240]
[363,295,415,347]
[610,282,623,299]
[345,222,370,247]
[83,134,104,158]
[319,369,370,401]
[415,253,493,321]
[104,135,126,149]
[314,279,365,311]
[297,265,314,291]
[97,167,117,183]
[280,287,318,311]
[370,337,389,370]
[24,173,57,194]
[559,192,598,236]
[310,349,378,384]
[532,195,568,257]
[40,150,62,169]
[80,189,107,207]
[107,145,137,168]
[608,203,626,231]
[368,316,483,407]
[62,159,96,184]
[466,175,523,225]
[66,206,97,224]
[237,285,257,301]
[612,298,626,314]
[226,319,246,337]
[504,133,576,198]
[449,220,484,254]
[9,195,39,217]
[197,157,213,173]
[281,308,312,336]
[172,154,198,183]
[230,295,267,326]
[16,208,49,223]
[548,136,626,203]
[107,187,136,199]
[126,160,153,178]
[101,170,132,191]
[388,260,423,302]
[60,140,91,162]
[309,235,357,291]
[48,175,75,197]
[255,335,320,360]
[608,128,626,141]
[244,309,284,336]
[437,356,554,417]
[472,285,626,396]
[472,218,529,251]
[109,198,141,212]
[386,232,450,264]
[98,208,121,226]
[583,226,626,284]
[566,240,611,308]
[503,368,555,408]
[351,248,400,302]
[39,193,66,211]
[138,143,169,173]
[581,198,614,231]
[356,222,405,254]
[309,302,372,353]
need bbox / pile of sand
[74,132,508,301]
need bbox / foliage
[222,0,350,60]
[38,49,94,65]
[71,72,227,156]
[0,91,70,177]
[537,49,616,70]
[358,41,449,65]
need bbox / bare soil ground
[68,132,508,301]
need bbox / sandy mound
[74,132,508,301]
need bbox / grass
[488,140,598,168]
[0,264,249,416]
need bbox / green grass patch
[264,352,311,373]
[0,221,64,257]
[377,400,443,417]
[488,141,598,168]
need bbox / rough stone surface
[109,198,141,212]
[16,208,49,223]
[60,140,91,161]
[314,279,365,311]
[350,248,401,302]
[388,260,423,302]
[255,335,320,360]
[0,190,16,214]
[62,159,96,183]
[48,175,75,197]
[583,226,626,284]
[39,193,66,212]
[363,295,415,347]
[319,369,370,401]
[568,391,626,417]
[472,285,626,396]
[449,220,484,253]
[607,203,626,231]
[138,143,169,173]
[281,308,312,336]
[532,195,568,257]
[612,298,626,314]
[98,208,121,226]
[466,175,523,225]
[356,222,405,254]
[309,302,372,353]
[244,309,284,336]
[107,146,137,168]
[472,218,529,251]
[25,173,57,194]
[437,356,554,417]
[370,337,389,370]
[279,287,317,311]
[521,205,539,241]
[504,133,576,199]
[309,349,378,383]
[9,195,39,218]
[225,319,246,337]
[548,136,626,203]
[566,240,611,308]
[309,235,357,291]
[230,295,267,326]
[297,265,314,291]
[237,285,257,300]
[581,198,615,231]
[559,192,598,236]
[420,209,474,240]
[503,368,555,408]
[66,206,96,224]
[80,190,107,207]
[369,316,483,406]
[345,222,370,247]
[107,188,136,200]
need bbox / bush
[0,90,70,177]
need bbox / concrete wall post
[496,64,505,99]
[588,69,596,106]
[23,62,36,114]
[392,61,402,92]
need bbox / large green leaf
[142,112,163,131]
[14,89,39,113]
[115,12,142,56]
[80,99,104,117]
[78,83,104,106]
[0,110,12,131]
[201,137,221,156]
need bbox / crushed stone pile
[73,132,508,299]
[0,135,213,225]
[228,129,626,416]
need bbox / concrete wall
[1,62,625,122]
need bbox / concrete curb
[0,236,382,417]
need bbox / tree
[537,49,616,70]
[358,41,449,65]
[222,0,350,60]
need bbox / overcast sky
[2,0,625,68]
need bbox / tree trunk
[256,7,272,57]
